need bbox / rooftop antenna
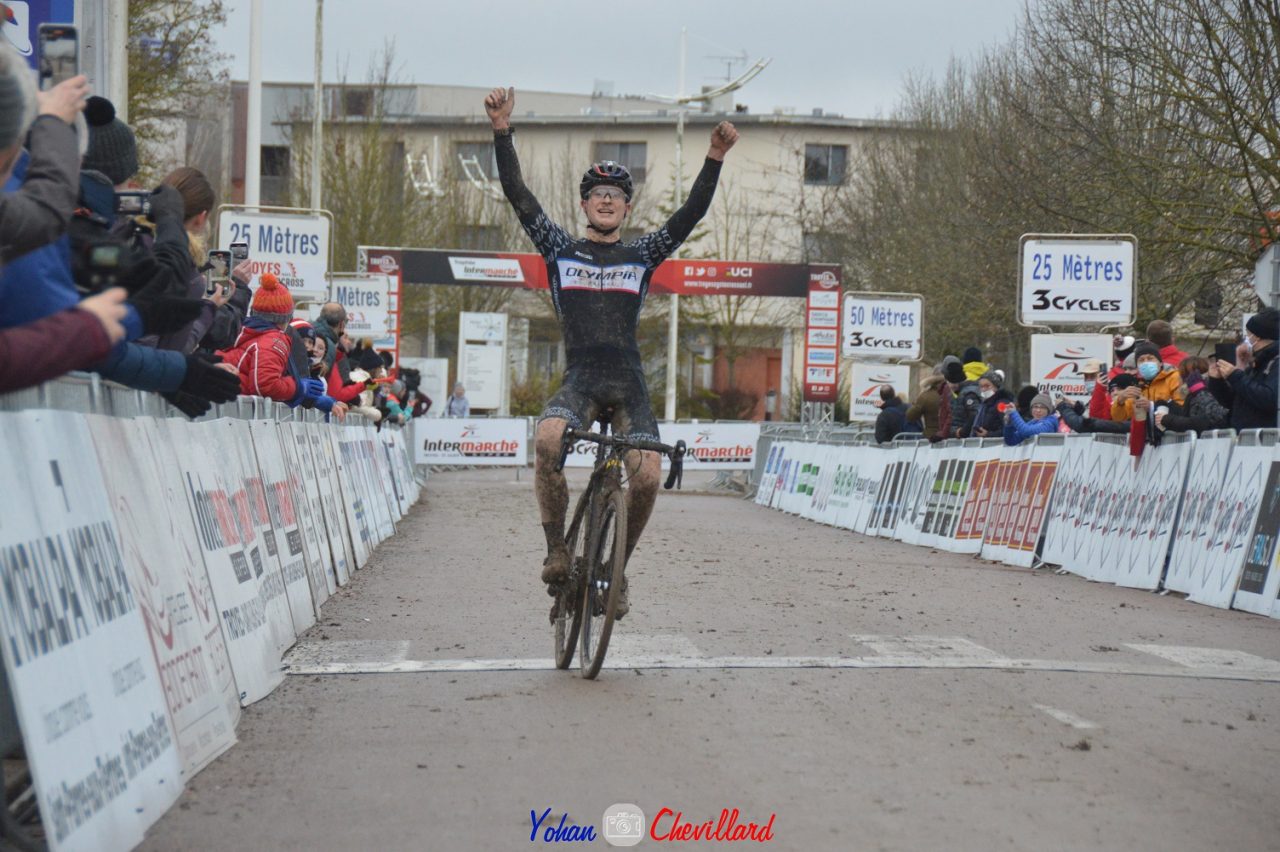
[706,49,748,84]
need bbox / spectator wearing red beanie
[217,274,327,406]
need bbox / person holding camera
[1207,308,1279,430]
[1109,341,1186,422]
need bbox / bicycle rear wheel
[553,489,591,669]
[579,485,628,679]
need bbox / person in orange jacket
[1110,340,1186,422]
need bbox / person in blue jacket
[1003,393,1060,445]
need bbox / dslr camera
[76,241,127,294]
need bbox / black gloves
[179,352,240,403]
[147,185,186,227]
[162,390,213,419]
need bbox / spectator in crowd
[906,374,946,441]
[0,55,237,416]
[935,356,957,439]
[150,166,249,354]
[1015,384,1039,420]
[444,381,470,417]
[314,302,346,374]
[945,358,980,438]
[961,346,991,381]
[964,371,1014,438]
[381,379,410,425]
[0,52,84,269]
[0,288,127,392]
[1158,356,1229,434]
[409,389,432,418]
[1111,340,1186,422]
[874,385,908,444]
[1109,335,1136,379]
[345,348,388,422]
[217,273,337,413]
[1004,393,1059,445]
[1146,319,1188,368]
[1209,307,1279,430]
[1082,358,1112,420]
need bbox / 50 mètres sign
[842,296,922,360]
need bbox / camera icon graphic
[601,803,646,847]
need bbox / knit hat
[962,346,982,363]
[251,273,294,325]
[1030,394,1053,413]
[1114,335,1136,357]
[82,97,138,186]
[289,318,317,341]
[1246,307,1279,340]
[1133,340,1161,362]
[979,370,1003,388]
[1122,353,1136,370]
[944,361,966,384]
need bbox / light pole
[650,32,769,422]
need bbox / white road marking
[1126,644,1280,674]
[606,633,703,662]
[286,639,411,667]
[852,635,1006,663]
[1033,704,1100,730]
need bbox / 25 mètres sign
[842,295,922,360]
[1019,234,1136,325]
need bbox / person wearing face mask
[1110,340,1186,422]
[962,371,1014,437]
[1080,358,1112,420]
[1207,308,1279,430]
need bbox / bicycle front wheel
[579,485,627,680]
[553,488,591,669]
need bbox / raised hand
[708,121,739,160]
[36,74,90,124]
[484,86,515,129]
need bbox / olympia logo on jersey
[556,260,645,294]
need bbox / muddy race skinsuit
[494,129,722,441]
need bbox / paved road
[143,469,1280,851]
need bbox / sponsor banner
[448,256,526,283]
[1112,434,1193,590]
[1184,438,1272,608]
[842,294,923,360]
[807,328,838,348]
[360,249,403,362]
[893,441,943,546]
[0,412,184,852]
[168,419,294,704]
[1163,433,1234,594]
[416,418,527,466]
[249,422,323,629]
[1231,448,1280,615]
[388,249,815,297]
[1030,334,1113,404]
[282,424,340,597]
[6,1,75,68]
[804,267,843,403]
[663,423,760,470]
[951,443,1005,553]
[1019,234,1136,325]
[219,209,330,302]
[867,443,920,536]
[329,273,391,339]
[89,416,239,778]
[848,363,913,423]
[306,422,360,577]
[1039,435,1098,567]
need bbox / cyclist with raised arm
[484,85,738,618]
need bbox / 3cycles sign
[841,295,923,360]
[1019,234,1136,325]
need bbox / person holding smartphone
[0,45,88,270]
[1207,308,1279,430]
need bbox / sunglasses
[588,187,628,202]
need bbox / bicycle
[550,417,686,679]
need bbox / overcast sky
[213,0,1030,119]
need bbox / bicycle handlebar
[555,428,688,490]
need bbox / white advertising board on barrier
[218,208,331,303]
[0,412,184,851]
[305,422,356,584]
[1072,436,1134,583]
[848,363,914,423]
[1164,432,1234,594]
[280,424,339,599]
[1019,234,1136,325]
[1185,439,1273,609]
[949,441,1005,554]
[894,442,942,546]
[1039,434,1097,567]
[842,295,923,360]
[169,420,293,705]
[867,442,919,536]
[89,416,240,778]
[1229,445,1280,615]
[1029,334,1113,405]
[415,417,528,466]
[1112,434,1193,590]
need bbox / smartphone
[229,241,249,269]
[37,24,78,92]
[1214,342,1238,363]
[205,250,231,297]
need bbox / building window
[343,88,373,117]
[458,225,502,251]
[260,146,290,206]
[804,143,847,185]
[593,142,647,184]
[802,230,839,263]
[456,141,498,180]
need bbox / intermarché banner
[560,422,761,470]
[415,418,529,466]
